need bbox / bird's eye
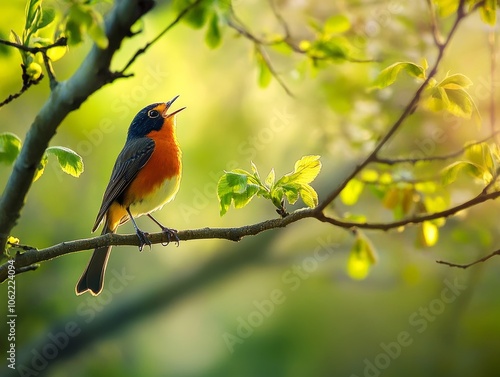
[148,109,160,118]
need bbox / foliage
[0,132,83,181]
[218,156,322,216]
[1,0,500,375]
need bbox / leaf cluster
[0,133,84,181]
[217,155,322,217]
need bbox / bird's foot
[160,227,179,247]
[136,229,152,252]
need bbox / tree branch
[3,182,500,282]
[0,0,155,251]
[317,189,500,230]
[436,249,500,268]
[0,208,315,282]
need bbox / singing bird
[76,96,185,296]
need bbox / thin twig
[426,0,442,47]
[42,53,58,90]
[0,70,44,107]
[436,249,500,268]
[227,14,294,96]
[117,0,205,75]
[0,36,67,54]
[374,130,500,165]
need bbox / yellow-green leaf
[340,178,364,206]
[0,132,22,164]
[324,14,351,35]
[439,73,473,90]
[347,233,378,280]
[417,221,439,247]
[289,155,322,184]
[480,0,497,25]
[33,153,48,181]
[373,61,426,89]
[299,184,318,208]
[257,51,272,88]
[441,161,484,185]
[205,13,221,49]
[360,169,378,183]
[265,168,275,188]
[46,146,84,177]
[382,187,400,209]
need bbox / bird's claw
[160,227,180,247]
[136,230,152,252]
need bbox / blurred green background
[1,0,500,376]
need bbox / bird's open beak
[163,95,186,118]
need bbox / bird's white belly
[129,175,181,217]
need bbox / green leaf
[278,155,322,186]
[299,184,319,208]
[265,168,275,188]
[205,13,221,49]
[324,14,351,35]
[373,61,426,89]
[257,51,272,88]
[347,233,377,280]
[0,133,22,165]
[433,0,459,17]
[183,4,208,29]
[360,169,378,183]
[423,195,448,213]
[479,0,497,25]
[308,36,352,61]
[439,73,473,90]
[382,187,400,209]
[88,10,109,49]
[65,4,93,45]
[10,30,22,45]
[233,184,260,209]
[38,7,56,29]
[25,0,42,31]
[46,146,84,177]
[33,152,48,182]
[217,171,259,216]
[441,161,484,185]
[282,183,300,205]
[340,178,364,206]
[417,221,439,248]
[88,22,109,49]
[465,142,496,182]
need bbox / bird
[76,96,185,296]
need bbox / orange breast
[124,118,181,206]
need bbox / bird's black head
[127,96,185,140]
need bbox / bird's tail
[75,224,115,296]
